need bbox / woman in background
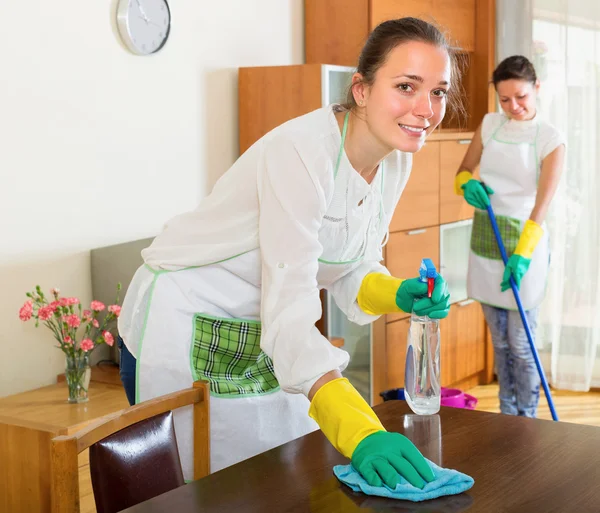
[455,55,565,418]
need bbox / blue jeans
[117,336,137,406]
[481,304,541,418]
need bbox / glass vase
[65,353,91,403]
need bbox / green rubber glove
[395,275,450,319]
[461,179,494,210]
[351,431,436,489]
[501,254,531,291]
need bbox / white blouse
[125,105,413,395]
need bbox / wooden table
[0,378,129,513]
[123,401,600,513]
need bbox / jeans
[481,304,541,418]
[117,336,137,406]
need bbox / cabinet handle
[457,139,471,145]
[406,229,426,235]
[458,299,475,307]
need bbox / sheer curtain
[497,0,600,390]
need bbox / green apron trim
[190,313,280,397]
[134,271,161,405]
[470,210,522,260]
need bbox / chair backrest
[50,381,210,513]
[90,411,184,513]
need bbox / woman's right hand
[351,431,435,489]
[461,179,494,210]
[309,378,435,489]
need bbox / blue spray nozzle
[418,258,438,282]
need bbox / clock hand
[136,0,150,21]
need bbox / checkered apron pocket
[470,210,522,260]
[191,314,279,396]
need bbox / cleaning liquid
[405,258,441,415]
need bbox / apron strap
[334,111,350,179]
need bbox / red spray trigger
[419,258,438,299]
[427,277,435,298]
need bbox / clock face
[117,0,171,55]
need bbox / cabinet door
[389,142,440,233]
[386,318,410,389]
[238,64,322,154]
[385,226,440,323]
[440,299,486,387]
[305,0,369,66]
[439,139,474,224]
[370,0,476,52]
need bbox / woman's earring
[359,101,364,106]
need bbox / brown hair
[341,17,466,124]
[492,55,537,87]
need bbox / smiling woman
[118,16,455,490]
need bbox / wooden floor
[78,384,600,513]
[467,383,600,426]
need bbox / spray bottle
[404,258,441,415]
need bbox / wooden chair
[50,381,210,513]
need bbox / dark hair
[341,17,466,123]
[492,55,537,87]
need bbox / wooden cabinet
[390,141,440,232]
[370,0,476,51]
[238,64,355,154]
[439,139,475,224]
[304,0,496,132]
[440,300,490,389]
[385,227,440,323]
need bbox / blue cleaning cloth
[334,460,474,502]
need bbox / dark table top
[122,401,600,513]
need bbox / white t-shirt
[481,112,565,162]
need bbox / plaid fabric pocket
[470,210,522,260]
[191,314,279,396]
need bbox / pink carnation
[64,314,81,328]
[92,319,99,328]
[80,339,94,352]
[59,297,79,307]
[108,305,121,317]
[90,301,105,312]
[103,331,115,346]
[49,301,60,310]
[19,300,33,321]
[38,306,54,321]
[82,310,92,321]
[50,287,60,296]
[64,336,73,345]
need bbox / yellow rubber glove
[309,378,436,489]
[454,170,473,195]
[514,219,544,258]
[309,378,384,458]
[501,219,544,291]
[357,273,402,316]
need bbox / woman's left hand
[395,275,450,319]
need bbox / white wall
[0,0,304,397]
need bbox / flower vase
[65,353,91,403]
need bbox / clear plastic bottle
[404,258,441,415]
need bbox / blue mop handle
[485,203,559,421]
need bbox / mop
[485,203,559,421]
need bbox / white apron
[121,112,391,479]
[467,119,549,310]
